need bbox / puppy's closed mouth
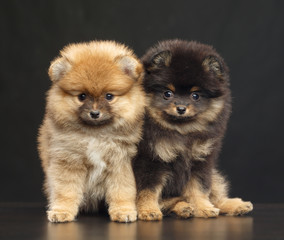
[162,111,195,123]
[80,117,113,127]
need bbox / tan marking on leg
[159,197,194,218]
[210,169,253,216]
[217,198,253,216]
[209,169,229,204]
[137,189,163,221]
[171,201,194,219]
[184,177,219,218]
[159,197,184,212]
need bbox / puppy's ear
[48,57,72,82]
[147,50,172,71]
[115,55,143,80]
[202,56,223,76]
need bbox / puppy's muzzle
[176,106,186,115]
[90,110,100,119]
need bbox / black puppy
[133,40,253,220]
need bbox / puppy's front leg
[137,187,163,221]
[106,161,137,223]
[184,160,220,218]
[46,160,87,223]
[133,155,164,221]
[184,175,220,218]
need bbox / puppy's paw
[109,208,137,223]
[231,201,253,216]
[138,208,163,221]
[171,201,194,219]
[47,210,76,223]
[219,198,253,216]
[194,207,220,218]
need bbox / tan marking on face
[164,104,196,117]
[198,98,224,122]
[147,95,224,134]
[147,107,207,134]
[190,86,201,92]
[167,84,175,92]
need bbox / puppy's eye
[78,93,87,101]
[105,93,114,101]
[163,90,174,100]
[191,92,200,101]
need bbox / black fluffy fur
[133,39,231,200]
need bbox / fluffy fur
[133,39,253,220]
[38,41,146,223]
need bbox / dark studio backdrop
[1,0,283,204]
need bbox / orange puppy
[38,41,145,223]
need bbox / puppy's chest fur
[85,138,108,184]
[151,132,215,198]
[153,134,214,163]
[153,137,187,162]
[83,135,134,181]
[77,135,132,203]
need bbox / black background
[1,0,283,203]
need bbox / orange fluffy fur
[38,41,146,223]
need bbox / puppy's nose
[90,110,100,119]
[176,106,186,115]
